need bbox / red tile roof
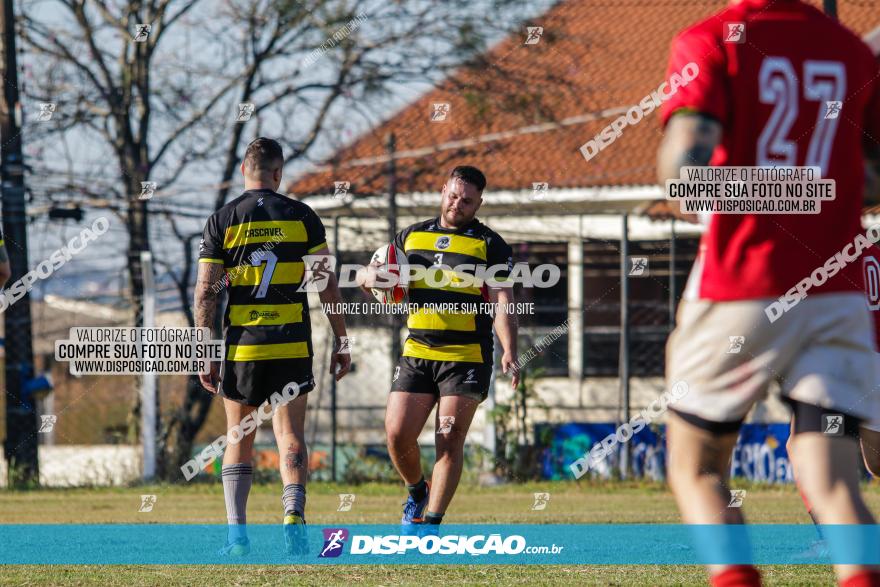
[288,0,880,197]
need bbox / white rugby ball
[369,243,407,304]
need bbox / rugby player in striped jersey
[195,137,350,555]
[369,166,519,526]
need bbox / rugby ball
[369,243,407,304]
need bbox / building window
[582,237,699,377]
[512,242,568,377]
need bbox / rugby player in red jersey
[648,1,880,585]
[789,246,880,559]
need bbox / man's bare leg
[222,399,258,546]
[859,427,880,477]
[272,394,310,516]
[386,391,436,485]
[425,394,481,523]
[788,431,878,582]
[787,419,827,551]
[667,412,753,582]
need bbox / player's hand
[199,361,221,394]
[330,338,352,381]
[357,261,383,295]
[501,351,519,389]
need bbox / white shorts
[666,292,880,429]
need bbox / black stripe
[225,323,313,351]
[670,408,744,435]
[408,331,494,353]
[221,465,253,474]
[405,251,487,267]
[225,241,312,261]
[227,286,309,307]
[408,289,485,305]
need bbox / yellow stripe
[403,339,483,362]
[409,267,483,296]
[404,232,487,261]
[228,303,303,326]
[307,241,328,253]
[229,262,304,287]
[199,258,224,264]
[227,341,309,361]
[0,239,5,247]
[224,221,307,249]
[407,308,476,332]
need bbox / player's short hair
[243,137,284,173]
[449,165,487,192]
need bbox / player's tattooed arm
[650,112,723,222]
[194,262,225,333]
[194,262,224,394]
[0,244,10,289]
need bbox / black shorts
[391,356,492,402]
[220,357,315,407]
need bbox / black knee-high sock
[425,511,444,524]
[407,477,428,502]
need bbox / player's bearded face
[440,178,482,227]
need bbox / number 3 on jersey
[757,57,845,176]
[250,250,278,299]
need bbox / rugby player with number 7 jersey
[646,1,880,586]
[194,137,351,556]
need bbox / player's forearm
[495,312,518,357]
[658,143,715,185]
[657,114,721,184]
[194,263,224,335]
[656,115,721,222]
[493,289,518,356]
[194,285,218,333]
[318,273,348,339]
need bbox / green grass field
[4,480,877,586]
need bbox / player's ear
[240,162,246,177]
[274,167,282,184]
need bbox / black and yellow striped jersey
[198,189,327,362]
[393,217,512,364]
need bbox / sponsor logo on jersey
[249,309,281,321]
[435,236,451,250]
[244,227,285,238]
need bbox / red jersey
[661,0,880,301]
